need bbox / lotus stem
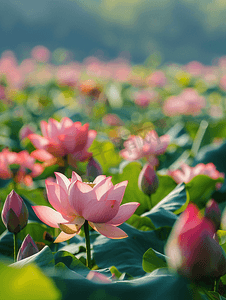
[84,220,91,269]
[13,233,18,262]
[214,277,220,293]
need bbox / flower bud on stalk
[1,190,28,234]
[205,199,221,231]
[86,157,102,181]
[17,234,39,261]
[138,164,159,196]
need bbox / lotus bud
[138,164,159,195]
[1,190,29,234]
[205,199,221,230]
[17,234,39,261]
[86,157,102,181]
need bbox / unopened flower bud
[1,190,29,234]
[138,164,159,195]
[205,199,221,230]
[86,157,102,181]
[17,234,39,261]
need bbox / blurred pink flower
[32,172,140,242]
[15,150,44,186]
[0,85,5,99]
[146,70,167,87]
[31,46,50,63]
[17,234,39,261]
[0,148,18,179]
[28,117,97,166]
[102,114,124,126]
[165,202,226,280]
[163,88,206,116]
[0,149,43,186]
[56,64,81,87]
[120,130,170,167]
[1,190,28,234]
[167,163,224,186]
[185,61,204,77]
[133,90,158,107]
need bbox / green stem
[84,220,91,269]
[14,233,18,262]
[214,277,220,293]
[149,194,153,209]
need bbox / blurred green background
[0,0,225,64]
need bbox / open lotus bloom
[28,117,97,166]
[165,202,226,281]
[167,163,224,187]
[32,172,140,242]
[120,130,170,167]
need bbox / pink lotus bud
[86,157,102,180]
[1,190,28,233]
[205,199,221,230]
[138,163,159,195]
[87,271,111,283]
[17,234,39,261]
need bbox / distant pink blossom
[133,90,158,107]
[163,88,206,116]
[120,130,170,167]
[167,163,224,187]
[185,61,204,77]
[102,114,124,126]
[56,64,81,87]
[31,46,50,63]
[32,172,140,242]
[0,85,5,99]
[165,202,226,280]
[28,117,97,167]
[0,149,43,186]
[146,70,167,87]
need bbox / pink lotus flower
[0,148,18,179]
[167,163,224,186]
[15,150,44,186]
[32,172,140,243]
[133,90,158,107]
[120,130,170,167]
[102,114,124,126]
[0,149,43,186]
[28,117,97,166]
[17,234,39,261]
[1,190,28,234]
[165,202,226,281]
[163,88,206,117]
[31,46,50,63]
[146,70,167,87]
